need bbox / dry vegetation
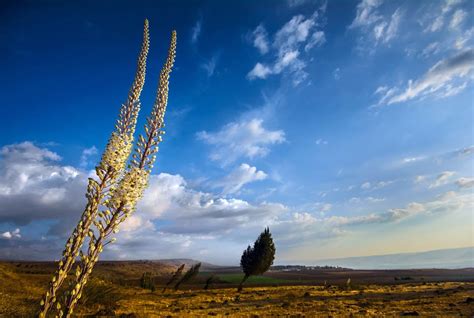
[1,262,473,317]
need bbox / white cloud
[315,138,328,145]
[287,0,308,7]
[450,9,467,29]
[0,142,85,226]
[361,182,371,190]
[79,146,97,168]
[333,67,341,80]
[214,163,267,195]
[414,175,426,184]
[360,180,394,191]
[333,191,471,225]
[402,156,425,164]
[197,118,285,165]
[251,24,269,54]
[442,0,462,14]
[1,228,21,239]
[349,0,383,29]
[304,31,326,51]
[421,42,441,58]
[455,177,474,188]
[247,10,326,86]
[429,171,456,188]
[349,0,402,46]
[201,55,218,77]
[455,27,474,49]
[383,8,402,43]
[191,20,202,44]
[424,15,444,33]
[1,142,472,262]
[378,49,474,106]
[350,196,385,204]
[423,0,462,33]
[247,63,273,80]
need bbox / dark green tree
[174,263,201,290]
[238,227,276,292]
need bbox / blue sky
[0,0,473,265]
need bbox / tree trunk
[237,274,249,292]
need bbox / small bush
[140,272,155,292]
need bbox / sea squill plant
[61,29,176,318]
[38,21,177,318]
[39,20,149,318]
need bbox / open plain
[1,261,473,317]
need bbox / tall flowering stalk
[38,20,150,318]
[62,30,177,318]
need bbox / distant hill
[310,246,474,269]
[155,258,220,271]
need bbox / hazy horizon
[1,0,473,265]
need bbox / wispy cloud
[429,171,455,188]
[349,0,403,48]
[333,67,341,80]
[315,138,328,145]
[191,20,202,44]
[200,54,219,77]
[375,48,474,106]
[79,146,98,168]
[449,9,467,30]
[455,177,474,188]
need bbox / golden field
[1,262,473,317]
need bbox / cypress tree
[238,227,276,292]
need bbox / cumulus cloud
[429,171,456,188]
[1,141,472,262]
[0,142,85,225]
[377,49,474,106]
[197,118,285,165]
[247,9,326,86]
[214,163,267,195]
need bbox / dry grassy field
[1,261,473,317]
